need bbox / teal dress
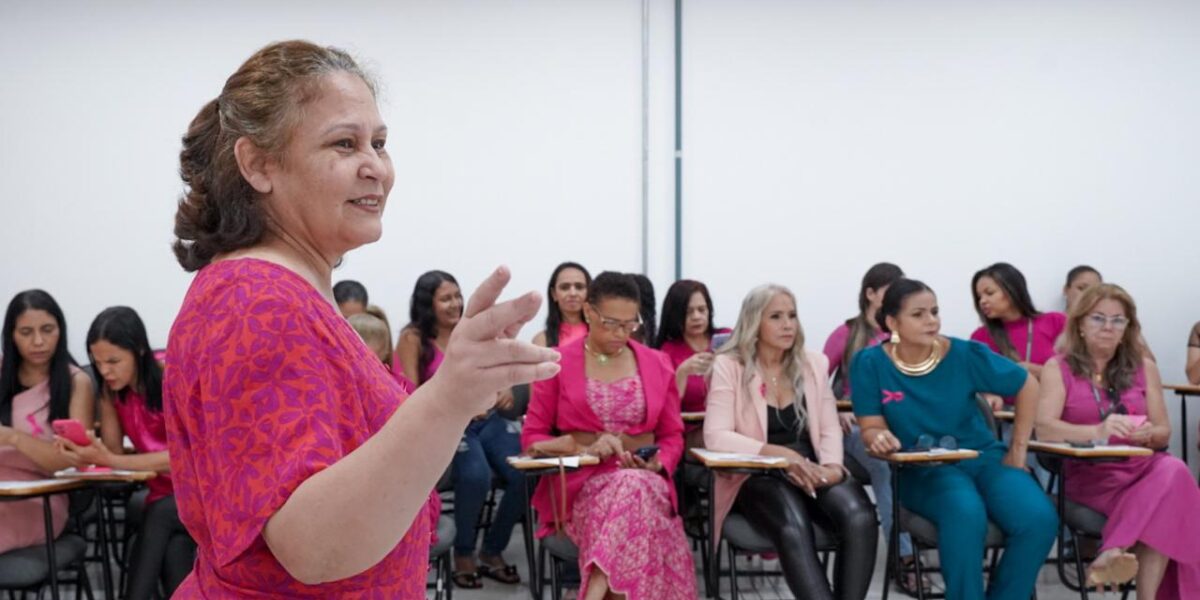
[850,338,1057,600]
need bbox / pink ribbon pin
[882,390,904,404]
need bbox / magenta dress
[0,369,79,553]
[113,391,173,505]
[567,376,696,600]
[1057,359,1200,599]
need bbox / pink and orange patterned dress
[165,258,438,598]
[567,376,696,600]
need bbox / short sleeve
[822,324,849,375]
[1189,321,1200,348]
[1045,312,1068,336]
[963,339,1027,397]
[187,293,347,567]
[849,347,884,417]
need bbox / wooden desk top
[1164,384,1200,395]
[883,449,979,464]
[507,455,601,471]
[681,412,706,423]
[0,478,85,497]
[689,448,788,470]
[1028,441,1153,458]
[55,468,158,483]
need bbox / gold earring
[890,331,900,345]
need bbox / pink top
[1055,357,1150,491]
[522,338,684,537]
[659,328,732,415]
[113,390,173,505]
[423,345,444,384]
[821,322,889,399]
[586,377,647,432]
[166,258,437,598]
[970,312,1066,365]
[558,322,588,347]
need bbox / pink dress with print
[1058,359,1200,599]
[567,376,696,600]
[0,372,77,553]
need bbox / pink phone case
[51,419,91,446]
[1109,415,1148,445]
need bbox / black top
[766,403,816,461]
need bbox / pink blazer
[521,337,685,538]
[702,350,843,547]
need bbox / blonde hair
[349,312,392,365]
[720,284,810,422]
[1063,283,1143,392]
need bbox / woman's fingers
[463,266,511,319]
[461,291,542,342]
[476,338,561,370]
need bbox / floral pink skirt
[568,468,696,600]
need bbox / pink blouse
[113,390,173,505]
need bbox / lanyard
[1024,319,1034,362]
[1090,383,1121,421]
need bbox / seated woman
[706,283,876,600]
[971,262,1066,384]
[851,278,1057,600]
[654,279,729,444]
[0,290,94,554]
[533,261,591,348]
[333,279,369,318]
[1062,265,1155,361]
[822,262,925,594]
[523,271,694,600]
[397,270,524,588]
[57,306,195,599]
[1185,321,1199,385]
[1036,283,1200,597]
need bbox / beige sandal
[1086,549,1138,590]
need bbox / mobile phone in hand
[633,444,659,461]
[710,332,732,351]
[51,419,91,446]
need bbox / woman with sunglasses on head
[851,278,1056,600]
[971,262,1066,383]
[533,262,591,348]
[523,271,694,600]
[0,290,94,554]
[1036,284,1200,596]
[706,284,877,600]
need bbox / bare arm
[1035,358,1100,443]
[1004,373,1039,468]
[1136,359,1171,449]
[262,268,561,585]
[395,328,422,385]
[8,371,94,473]
[1187,347,1200,385]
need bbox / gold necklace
[585,342,624,365]
[887,338,943,376]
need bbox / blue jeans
[844,423,914,557]
[452,413,527,557]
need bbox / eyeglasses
[1084,313,1129,331]
[909,434,959,453]
[590,305,642,334]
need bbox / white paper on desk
[691,449,788,466]
[54,468,141,478]
[0,479,62,490]
[507,456,583,468]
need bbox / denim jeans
[452,412,527,556]
[844,423,914,557]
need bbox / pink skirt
[568,469,696,600]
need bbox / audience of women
[398,269,525,587]
[164,40,559,596]
[971,262,1066,384]
[706,283,877,600]
[851,278,1057,600]
[533,261,591,348]
[523,272,694,600]
[0,290,94,554]
[1035,284,1200,597]
[821,262,925,594]
[56,306,194,599]
[654,279,729,442]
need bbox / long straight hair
[971,262,1041,360]
[0,290,78,426]
[655,279,714,349]
[837,263,904,396]
[720,284,809,424]
[406,270,460,384]
[1062,284,1143,393]
[87,306,164,412]
[544,262,591,347]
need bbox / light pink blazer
[702,349,843,547]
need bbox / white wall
[1,2,1198,456]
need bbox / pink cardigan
[521,337,685,537]
[702,350,843,547]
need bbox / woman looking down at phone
[705,284,876,600]
[850,278,1056,600]
[654,280,728,432]
[0,289,94,553]
[1035,284,1200,596]
[165,41,560,597]
[522,272,694,600]
[56,306,195,599]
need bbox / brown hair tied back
[172,40,376,272]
